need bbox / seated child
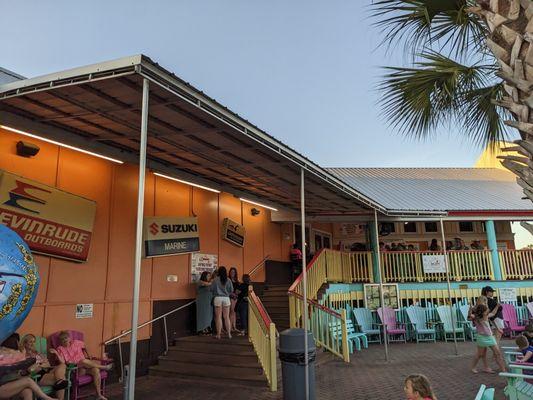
[51,331,112,400]
[523,324,533,346]
[403,374,436,400]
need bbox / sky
[0,0,514,168]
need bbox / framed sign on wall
[363,283,400,311]
[221,218,245,247]
[143,216,200,257]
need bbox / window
[459,222,474,232]
[403,222,417,233]
[379,222,395,234]
[424,222,438,233]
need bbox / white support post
[300,168,309,400]
[440,218,459,356]
[126,78,149,400]
[374,210,389,362]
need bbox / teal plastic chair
[405,306,436,343]
[474,384,494,400]
[458,305,477,341]
[352,308,382,344]
[436,306,465,342]
[500,364,533,400]
[329,320,368,353]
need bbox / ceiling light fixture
[154,172,220,193]
[1,125,124,164]
[239,198,278,211]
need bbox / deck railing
[381,250,494,282]
[499,249,533,280]
[248,288,277,391]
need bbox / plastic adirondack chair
[436,306,465,342]
[500,364,533,400]
[49,330,110,400]
[526,302,533,322]
[474,384,494,400]
[377,307,407,343]
[329,320,368,353]
[352,308,382,344]
[458,304,477,341]
[405,306,436,343]
[502,304,527,338]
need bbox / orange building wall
[0,127,284,354]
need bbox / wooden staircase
[259,284,290,332]
[149,336,268,387]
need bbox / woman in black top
[236,274,251,335]
[482,286,504,342]
[228,267,240,333]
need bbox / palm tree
[371,0,533,203]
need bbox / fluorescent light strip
[1,125,124,164]
[154,172,220,193]
[240,198,278,211]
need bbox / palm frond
[370,0,487,59]
[378,50,505,145]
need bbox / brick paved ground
[106,339,513,400]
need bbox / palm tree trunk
[473,1,533,200]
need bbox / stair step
[261,305,288,313]
[158,357,263,373]
[149,365,267,387]
[176,335,251,346]
[145,373,271,390]
[170,341,255,356]
[161,351,259,366]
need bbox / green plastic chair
[405,306,436,343]
[329,320,368,353]
[352,308,382,344]
[500,364,533,400]
[458,305,477,341]
[436,306,465,342]
[474,384,494,400]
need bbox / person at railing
[210,266,234,340]
[19,334,68,400]
[290,243,303,281]
[391,243,398,251]
[229,267,240,333]
[52,331,112,400]
[481,286,504,343]
[407,244,415,251]
[429,239,441,251]
[451,238,469,250]
[235,274,251,336]
[470,240,484,250]
[403,374,437,400]
[196,271,213,336]
[524,324,533,346]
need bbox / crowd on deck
[379,237,485,252]
[195,266,251,339]
[0,331,112,400]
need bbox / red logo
[3,180,51,214]
[150,222,159,235]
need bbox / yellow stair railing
[248,288,277,391]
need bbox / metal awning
[0,54,387,216]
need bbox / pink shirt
[56,339,86,364]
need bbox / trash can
[279,328,316,400]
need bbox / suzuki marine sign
[143,216,200,258]
[0,170,97,262]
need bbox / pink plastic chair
[501,304,526,338]
[48,330,110,400]
[377,307,407,343]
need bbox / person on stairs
[211,266,233,340]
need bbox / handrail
[288,248,324,292]
[104,299,196,345]
[249,289,272,327]
[382,249,491,254]
[289,291,341,317]
[248,254,270,278]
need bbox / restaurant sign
[143,216,199,257]
[222,218,245,247]
[0,170,97,262]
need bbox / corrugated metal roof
[0,67,24,85]
[327,168,533,212]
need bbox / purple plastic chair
[49,330,110,400]
[501,304,526,338]
[377,307,407,343]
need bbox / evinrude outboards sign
[143,216,200,257]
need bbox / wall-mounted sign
[75,304,93,319]
[499,288,517,303]
[422,255,447,274]
[363,283,400,311]
[222,218,245,247]
[0,170,97,262]
[191,253,218,282]
[166,275,178,282]
[143,216,199,258]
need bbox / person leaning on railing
[235,274,251,336]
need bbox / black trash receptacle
[279,328,316,400]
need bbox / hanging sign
[422,254,446,273]
[499,288,517,303]
[191,253,218,282]
[0,170,96,262]
[143,216,199,257]
[75,304,93,319]
[222,218,245,247]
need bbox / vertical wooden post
[269,322,278,391]
[341,309,350,362]
[289,295,296,328]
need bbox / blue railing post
[485,220,502,280]
[368,222,381,283]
